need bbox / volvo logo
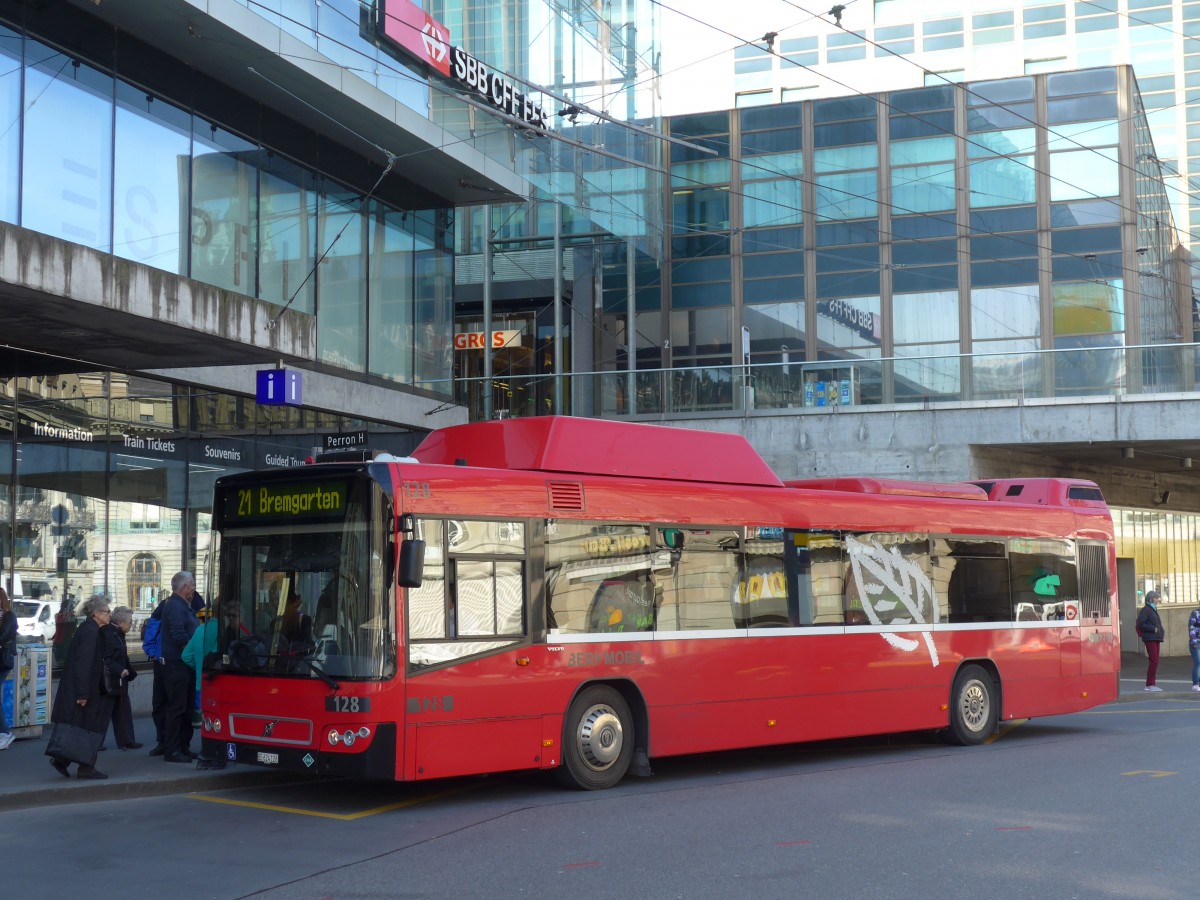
[262,720,277,737]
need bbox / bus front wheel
[557,686,634,790]
[947,664,998,745]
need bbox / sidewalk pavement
[0,715,298,812]
[1,654,1196,812]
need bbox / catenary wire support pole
[626,240,636,416]
[553,202,564,414]
[483,216,494,420]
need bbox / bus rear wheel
[947,664,997,745]
[557,686,633,790]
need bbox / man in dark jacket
[159,571,199,763]
[1136,590,1166,692]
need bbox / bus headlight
[342,730,356,747]
[328,729,341,745]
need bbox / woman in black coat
[46,597,115,779]
[102,606,140,749]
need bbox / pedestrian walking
[0,587,17,750]
[45,597,116,779]
[102,605,142,749]
[1188,604,1200,692]
[1136,590,1166,692]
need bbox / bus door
[400,516,543,780]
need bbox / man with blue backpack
[141,594,167,755]
[143,580,206,756]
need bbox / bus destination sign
[224,482,348,524]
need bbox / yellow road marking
[186,786,468,820]
[986,718,1028,743]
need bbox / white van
[13,598,55,644]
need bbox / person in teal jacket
[181,615,225,770]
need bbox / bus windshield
[212,473,395,681]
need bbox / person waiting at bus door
[159,571,200,763]
[1136,590,1165,692]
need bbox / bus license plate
[325,696,371,713]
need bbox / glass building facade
[623,67,1183,415]
[730,1,1200,252]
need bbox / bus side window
[664,528,740,631]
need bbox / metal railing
[441,342,1200,420]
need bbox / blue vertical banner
[256,369,303,406]
[1,668,12,729]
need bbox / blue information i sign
[256,369,303,406]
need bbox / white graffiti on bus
[846,537,940,667]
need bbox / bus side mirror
[397,539,425,588]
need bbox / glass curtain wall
[0,21,455,395]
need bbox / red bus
[201,416,1119,789]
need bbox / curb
[0,768,304,813]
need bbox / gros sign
[454,329,522,350]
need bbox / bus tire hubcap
[961,679,988,732]
[578,704,622,770]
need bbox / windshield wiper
[295,655,341,691]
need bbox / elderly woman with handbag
[101,605,141,749]
[45,596,116,779]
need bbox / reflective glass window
[816,172,877,220]
[741,129,803,156]
[0,26,20,225]
[892,164,957,213]
[968,129,1036,158]
[815,296,882,357]
[316,185,367,372]
[893,265,958,293]
[890,137,955,166]
[743,226,803,253]
[191,121,257,295]
[743,179,803,227]
[1047,95,1119,124]
[369,206,415,384]
[113,86,192,276]
[1052,280,1124,336]
[673,186,730,233]
[969,157,1037,207]
[972,285,1041,340]
[741,152,804,178]
[814,144,878,173]
[259,154,318,313]
[1050,149,1119,200]
[410,210,453,391]
[894,290,959,344]
[21,46,114,250]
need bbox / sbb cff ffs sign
[454,329,521,350]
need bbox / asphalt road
[2,697,1196,899]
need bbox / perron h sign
[257,369,302,406]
